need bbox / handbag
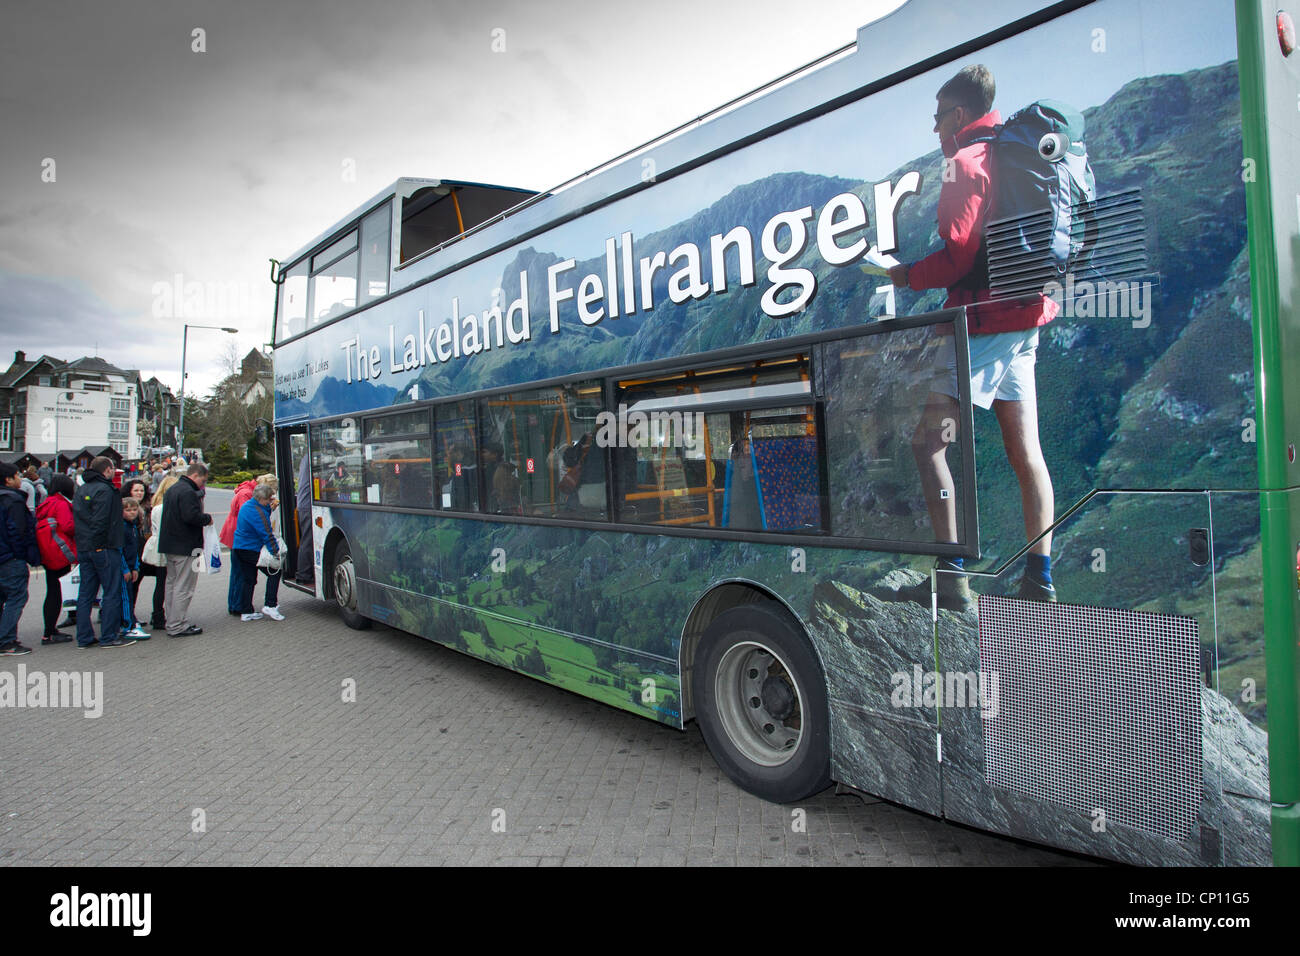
[141,504,162,566]
[255,504,285,572]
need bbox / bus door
[275,424,313,592]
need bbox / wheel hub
[714,640,804,767]
[334,558,356,611]
[761,675,795,721]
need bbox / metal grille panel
[978,595,1201,841]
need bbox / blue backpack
[960,99,1100,299]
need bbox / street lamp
[177,324,238,461]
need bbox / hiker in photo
[159,462,212,637]
[72,456,134,648]
[887,64,1059,609]
[232,483,284,622]
[35,474,78,645]
[0,462,39,656]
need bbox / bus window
[310,245,358,326]
[358,204,390,305]
[819,326,969,546]
[401,188,462,262]
[311,418,364,504]
[363,409,432,508]
[613,357,822,532]
[433,401,479,512]
[479,381,605,519]
[277,259,308,342]
[400,184,537,263]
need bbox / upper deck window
[399,184,535,264]
[276,202,392,343]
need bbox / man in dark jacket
[0,462,40,655]
[72,456,133,648]
[160,462,212,637]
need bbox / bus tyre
[331,539,371,631]
[696,602,831,804]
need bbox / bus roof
[277,177,538,269]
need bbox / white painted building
[0,353,141,458]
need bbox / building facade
[0,351,175,459]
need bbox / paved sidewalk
[0,562,1089,866]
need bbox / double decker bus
[269,0,1299,865]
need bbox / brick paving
[0,558,1090,866]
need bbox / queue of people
[0,457,287,655]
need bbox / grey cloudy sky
[0,0,899,397]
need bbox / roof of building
[0,354,63,389]
[55,356,131,378]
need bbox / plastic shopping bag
[201,524,222,574]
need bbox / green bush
[211,470,257,485]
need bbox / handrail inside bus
[395,38,858,274]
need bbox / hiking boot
[1018,577,1058,603]
[892,564,973,613]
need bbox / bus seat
[752,436,820,531]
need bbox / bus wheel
[696,602,831,803]
[331,539,371,631]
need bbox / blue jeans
[227,547,246,612]
[77,548,124,646]
[121,573,135,632]
[0,558,30,646]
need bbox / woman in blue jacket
[232,484,284,622]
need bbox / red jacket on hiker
[907,111,1058,334]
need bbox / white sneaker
[241,612,263,622]
[261,606,285,621]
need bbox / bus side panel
[331,508,686,726]
[808,579,942,816]
[938,493,1270,865]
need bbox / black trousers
[43,565,69,636]
[136,562,167,626]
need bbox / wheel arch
[678,578,819,724]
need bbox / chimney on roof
[14,350,25,365]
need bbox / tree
[136,417,157,449]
